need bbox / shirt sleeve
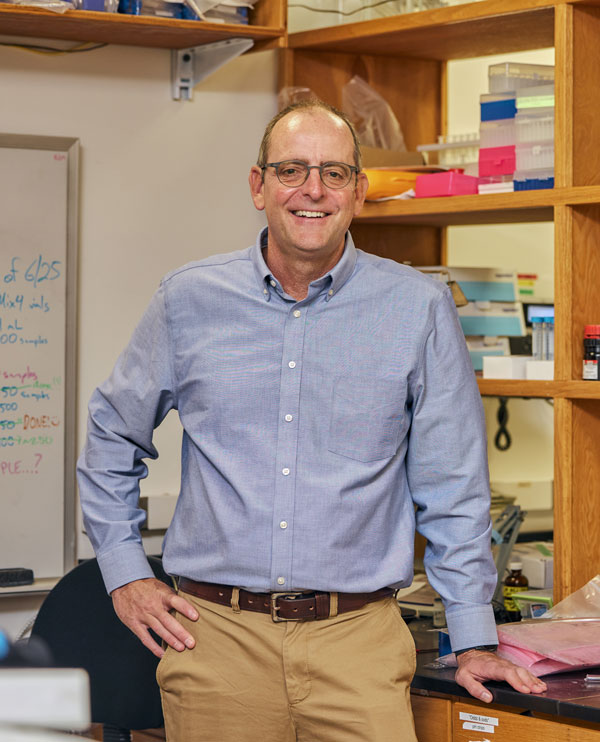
[406,288,499,652]
[77,284,176,594]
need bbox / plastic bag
[278,86,320,110]
[543,574,600,619]
[3,0,73,12]
[342,75,406,152]
[497,618,600,676]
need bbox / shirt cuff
[446,604,499,654]
[96,543,156,594]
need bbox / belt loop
[329,592,338,618]
[231,586,241,614]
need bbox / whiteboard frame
[0,133,79,577]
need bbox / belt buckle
[270,592,306,622]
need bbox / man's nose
[302,167,327,198]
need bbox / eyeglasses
[261,160,359,189]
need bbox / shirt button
[270,280,276,287]
[277,577,285,585]
[293,309,301,318]
[328,289,334,296]
[279,521,288,529]
[284,414,293,422]
[282,468,290,476]
[288,361,296,369]
[263,288,268,294]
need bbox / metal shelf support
[171,37,254,101]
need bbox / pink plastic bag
[497,618,600,676]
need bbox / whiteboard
[0,134,78,581]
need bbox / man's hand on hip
[111,577,199,658]
[455,650,547,703]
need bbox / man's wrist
[454,644,498,657]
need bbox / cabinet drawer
[411,693,451,742]
[453,701,600,742]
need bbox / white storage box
[516,141,554,172]
[457,301,526,337]
[526,359,554,380]
[512,542,554,589]
[515,108,554,144]
[483,354,530,379]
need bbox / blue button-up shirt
[77,228,498,652]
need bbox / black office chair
[31,556,171,742]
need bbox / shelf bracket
[171,37,254,101]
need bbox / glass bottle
[503,561,528,622]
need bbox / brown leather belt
[178,578,395,622]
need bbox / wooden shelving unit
[0,0,286,50]
[285,0,600,602]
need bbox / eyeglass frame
[261,160,360,189]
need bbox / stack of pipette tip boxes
[478,62,555,194]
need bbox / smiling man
[78,101,545,742]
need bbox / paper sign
[460,712,499,726]
[463,722,495,733]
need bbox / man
[77,100,546,742]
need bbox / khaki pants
[157,593,418,742]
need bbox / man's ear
[249,166,265,211]
[353,171,369,217]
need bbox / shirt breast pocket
[328,376,404,463]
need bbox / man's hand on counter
[455,649,547,703]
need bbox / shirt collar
[251,227,357,302]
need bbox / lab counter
[408,619,600,740]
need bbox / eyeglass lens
[275,161,353,189]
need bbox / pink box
[478,145,516,177]
[414,171,479,198]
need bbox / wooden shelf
[0,4,285,50]
[477,379,600,399]
[352,186,600,227]
[288,0,558,59]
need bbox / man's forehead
[271,110,352,147]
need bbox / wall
[0,40,277,637]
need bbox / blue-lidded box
[481,92,517,122]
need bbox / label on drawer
[462,721,495,733]
[460,712,498,726]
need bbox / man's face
[249,110,368,263]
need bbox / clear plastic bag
[543,574,600,619]
[341,75,407,151]
[3,0,74,12]
[278,86,320,110]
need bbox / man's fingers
[169,593,200,622]
[147,610,196,651]
[456,670,493,703]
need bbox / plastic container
[478,145,516,177]
[75,0,118,9]
[531,316,544,361]
[416,134,479,175]
[480,92,517,122]
[515,108,554,144]
[543,316,554,361]
[514,168,554,191]
[414,171,478,198]
[516,84,555,111]
[488,62,555,94]
[503,561,529,622]
[516,141,554,172]
[479,118,516,149]
[478,174,514,194]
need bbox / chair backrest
[31,557,171,731]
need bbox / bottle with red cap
[583,325,600,380]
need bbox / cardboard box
[361,146,424,168]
